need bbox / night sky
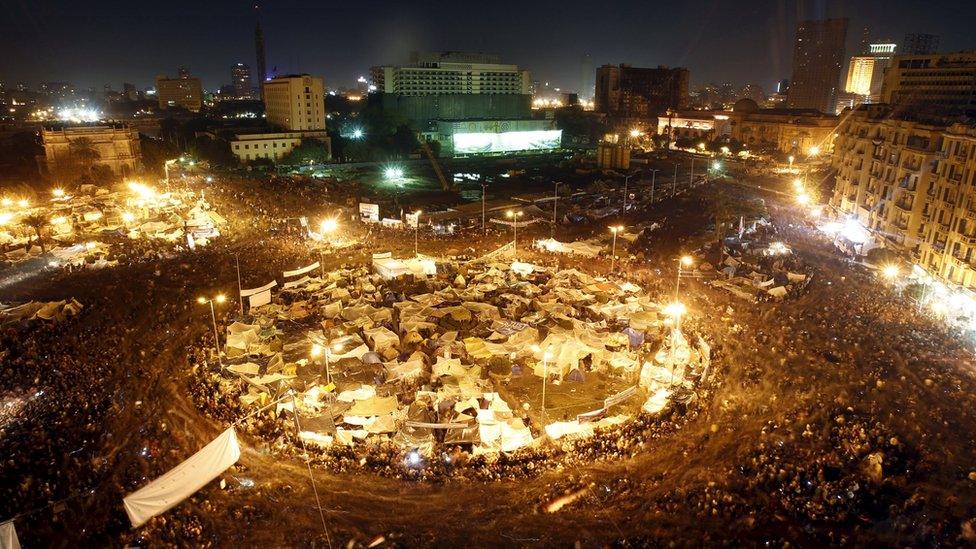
[1,0,974,94]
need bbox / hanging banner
[283,261,319,279]
[248,289,272,308]
[405,212,420,228]
[283,275,312,289]
[240,280,277,298]
[359,203,379,222]
[123,427,241,529]
[0,520,20,549]
[381,218,404,228]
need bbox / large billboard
[452,129,562,155]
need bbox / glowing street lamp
[506,210,524,258]
[352,128,364,139]
[788,155,795,169]
[122,211,135,224]
[197,294,227,367]
[384,166,404,181]
[793,178,804,190]
[882,264,900,280]
[609,225,625,273]
[320,218,338,235]
[311,342,343,385]
[796,193,811,206]
[17,199,28,209]
[675,254,694,301]
[1,198,11,207]
[663,301,688,332]
[697,142,706,151]
[809,145,821,157]
[0,212,13,225]
[52,188,65,198]
[629,128,642,138]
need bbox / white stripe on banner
[283,275,311,289]
[248,289,272,308]
[240,280,277,298]
[123,428,241,528]
[0,520,20,549]
[283,261,319,278]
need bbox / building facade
[371,52,531,96]
[262,74,326,131]
[232,63,253,99]
[880,51,976,115]
[787,18,849,113]
[230,131,330,163]
[155,72,203,112]
[902,33,940,55]
[829,105,976,288]
[595,64,689,118]
[42,125,141,177]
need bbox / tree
[22,214,48,253]
[708,188,735,260]
[280,138,330,165]
[68,138,100,175]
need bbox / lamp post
[413,210,422,257]
[609,225,624,273]
[673,163,678,197]
[552,181,560,238]
[197,294,227,367]
[675,255,693,301]
[481,182,488,236]
[689,157,695,188]
[506,210,523,258]
[311,342,341,385]
[622,173,631,214]
[648,169,660,203]
[532,345,552,424]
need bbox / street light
[531,344,552,424]
[413,210,422,257]
[796,193,811,206]
[52,188,65,198]
[311,342,343,385]
[551,181,560,238]
[809,145,821,157]
[793,178,804,190]
[882,264,900,279]
[788,155,795,170]
[384,166,404,181]
[122,211,135,223]
[675,255,694,301]
[197,294,227,367]
[17,199,28,209]
[506,210,523,258]
[630,128,642,138]
[609,225,624,273]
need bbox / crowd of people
[3,167,976,545]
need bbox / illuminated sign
[453,130,562,154]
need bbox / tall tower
[255,5,267,97]
[787,18,848,113]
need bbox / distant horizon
[1,0,973,95]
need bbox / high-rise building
[370,52,534,127]
[902,33,940,55]
[232,63,253,99]
[787,18,849,113]
[594,64,690,118]
[371,52,532,96]
[263,74,325,131]
[880,51,976,114]
[579,53,595,100]
[843,41,897,106]
[155,70,203,112]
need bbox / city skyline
[2,0,974,93]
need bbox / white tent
[123,427,241,528]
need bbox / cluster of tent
[0,299,83,326]
[211,255,712,457]
[0,185,226,267]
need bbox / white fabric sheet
[123,427,241,528]
[0,521,20,549]
[283,261,319,278]
[248,289,272,308]
[240,280,277,298]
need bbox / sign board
[405,212,420,228]
[359,203,379,222]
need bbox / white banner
[359,203,379,222]
[123,427,241,528]
[381,218,404,228]
[0,521,20,549]
[240,280,277,298]
[283,275,311,289]
[248,289,272,308]
[405,212,420,228]
[283,261,319,279]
